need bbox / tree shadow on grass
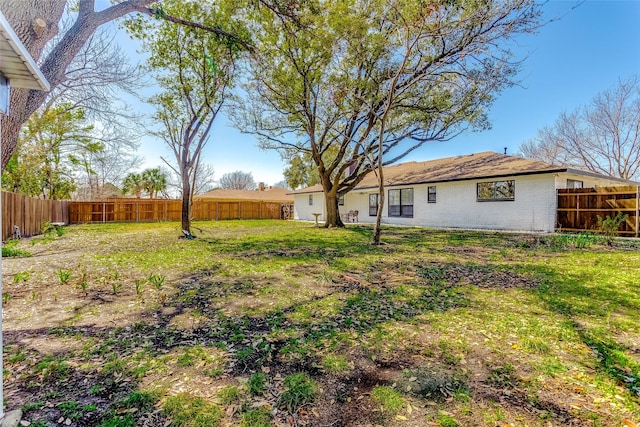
[4,260,472,426]
[526,263,640,397]
[9,254,637,426]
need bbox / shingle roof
[194,187,293,202]
[291,151,633,194]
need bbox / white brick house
[291,152,635,232]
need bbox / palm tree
[142,168,167,199]
[122,172,144,198]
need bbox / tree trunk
[323,190,344,228]
[373,169,385,245]
[181,171,191,233]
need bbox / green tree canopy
[235,0,542,227]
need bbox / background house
[292,152,635,232]
[194,184,293,204]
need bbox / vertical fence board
[1,192,71,241]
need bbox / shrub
[597,212,628,245]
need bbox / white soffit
[0,9,49,91]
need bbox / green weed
[437,414,459,427]
[23,401,44,411]
[278,373,317,413]
[57,269,72,285]
[247,373,266,395]
[58,401,83,420]
[2,293,13,304]
[217,385,241,404]
[36,356,70,381]
[78,272,89,295]
[2,239,31,257]
[240,408,271,427]
[122,390,160,411]
[321,354,351,375]
[163,393,222,427]
[135,279,144,296]
[148,273,165,290]
[487,364,519,389]
[371,386,404,414]
[13,270,30,283]
[112,282,122,295]
[100,414,136,427]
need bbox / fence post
[216,202,218,221]
[576,193,580,230]
[102,202,106,223]
[136,201,139,223]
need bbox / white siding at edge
[293,193,326,221]
[554,172,630,189]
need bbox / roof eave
[564,168,639,185]
[0,10,50,91]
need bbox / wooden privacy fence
[69,199,294,224]
[2,191,70,241]
[557,185,639,237]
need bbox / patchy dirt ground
[2,222,639,427]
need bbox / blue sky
[127,1,640,186]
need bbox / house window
[567,179,583,189]
[389,188,413,217]
[338,194,345,206]
[369,194,378,216]
[427,186,436,203]
[309,194,313,206]
[477,180,515,201]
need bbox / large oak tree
[236,0,542,228]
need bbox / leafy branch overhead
[0,0,292,170]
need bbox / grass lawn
[2,220,639,427]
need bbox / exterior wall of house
[342,174,558,232]
[294,172,633,231]
[293,192,326,222]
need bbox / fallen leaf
[623,420,637,427]
[395,415,407,421]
